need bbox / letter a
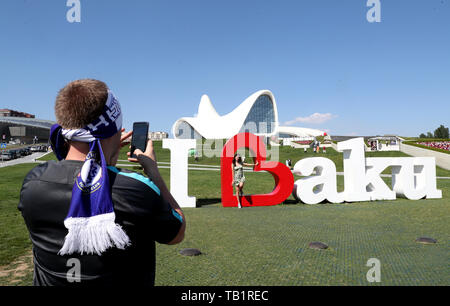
[292,157,344,204]
[66,0,81,23]
[367,0,381,23]
[66,258,81,283]
[366,258,381,282]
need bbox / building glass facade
[174,120,202,139]
[0,121,50,144]
[239,95,275,134]
[278,133,297,138]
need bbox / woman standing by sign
[232,153,258,208]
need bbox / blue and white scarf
[50,91,130,256]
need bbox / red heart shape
[221,133,294,207]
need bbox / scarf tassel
[58,212,131,256]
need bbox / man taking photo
[18,79,185,286]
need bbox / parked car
[5,150,17,159]
[18,148,27,156]
[30,146,40,152]
[1,151,13,161]
[10,149,21,158]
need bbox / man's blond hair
[55,79,108,129]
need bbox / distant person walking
[285,159,291,167]
[232,153,258,208]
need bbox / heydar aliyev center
[172,90,325,139]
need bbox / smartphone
[130,122,149,158]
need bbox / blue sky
[0,0,449,137]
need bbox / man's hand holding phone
[127,139,156,162]
[127,139,159,177]
[130,122,149,158]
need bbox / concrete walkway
[400,143,450,170]
[0,152,50,168]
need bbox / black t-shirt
[18,160,183,286]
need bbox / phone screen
[131,122,149,158]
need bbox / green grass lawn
[158,169,450,286]
[0,164,35,266]
[36,151,58,161]
[2,142,449,285]
[156,185,450,286]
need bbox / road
[0,152,50,168]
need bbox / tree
[434,125,449,139]
[426,132,433,138]
[419,133,427,138]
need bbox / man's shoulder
[23,160,57,182]
[19,161,74,212]
[108,166,160,196]
[23,160,83,187]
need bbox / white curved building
[277,126,325,138]
[172,90,325,139]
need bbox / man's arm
[137,154,185,244]
[128,140,186,245]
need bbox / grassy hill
[1,141,448,285]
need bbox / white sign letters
[163,139,197,208]
[293,138,442,204]
[164,137,441,207]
